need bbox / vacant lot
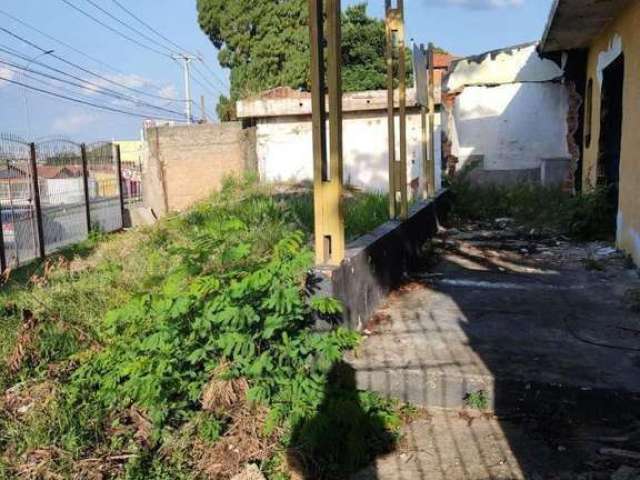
[0,178,401,479]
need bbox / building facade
[236,87,444,197]
[442,43,574,187]
[541,0,640,263]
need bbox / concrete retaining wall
[315,190,452,330]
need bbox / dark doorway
[597,53,624,228]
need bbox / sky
[0,0,554,142]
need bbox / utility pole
[200,95,207,123]
[172,54,195,123]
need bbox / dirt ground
[351,219,640,480]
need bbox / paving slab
[347,231,640,412]
[350,228,640,479]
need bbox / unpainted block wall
[144,123,256,215]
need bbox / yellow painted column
[308,0,345,266]
[385,1,408,219]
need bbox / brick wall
[143,123,256,215]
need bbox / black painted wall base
[314,190,452,330]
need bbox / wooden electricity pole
[309,0,345,266]
[385,0,408,220]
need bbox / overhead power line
[192,63,226,94]
[197,60,230,90]
[0,44,185,117]
[0,7,186,102]
[0,75,184,121]
[0,59,185,118]
[108,0,229,91]
[81,0,175,56]
[110,0,195,57]
[58,0,172,58]
[0,26,182,104]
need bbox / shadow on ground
[348,220,640,479]
[288,361,396,480]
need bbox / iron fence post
[0,198,6,274]
[113,143,125,228]
[29,143,45,259]
[81,143,91,234]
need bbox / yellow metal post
[427,44,437,196]
[421,103,429,199]
[385,0,397,219]
[385,1,408,219]
[397,0,408,219]
[309,0,345,266]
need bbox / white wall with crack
[443,43,572,187]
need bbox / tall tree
[197,1,414,120]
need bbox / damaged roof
[540,0,635,52]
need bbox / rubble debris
[594,247,620,260]
[598,448,640,461]
[231,464,267,480]
[611,465,640,480]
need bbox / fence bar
[0,197,5,274]
[81,143,91,234]
[29,143,45,260]
[114,143,125,226]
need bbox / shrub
[1,179,402,477]
[449,167,616,241]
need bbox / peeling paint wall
[255,111,442,194]
[583,1,640,264]
[448,83,569,171]
[443,43,571,184]
[445,44,563,92]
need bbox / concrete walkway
[349,224,640,479]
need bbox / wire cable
[0,7,186,102]
[196,60,230,90]
[0,27,183,104]
[0,59,185,118]
[0,75,184,121]
[0,46,186,117]
[110,0,195,57]
[109,0,229,90]
[192,63,227,94]
[81,0,176,56]
[58,0,172,58]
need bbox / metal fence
[0,134,126,271]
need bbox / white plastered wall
[448,82,570,170]
[256,111,442,194]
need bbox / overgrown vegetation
[285,189,389,241]
[464,390,489,411]
[449,165,617,241]
[0,178,401,479]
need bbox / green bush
[1,178,401,478]
[449,169,616,240]
[285,190,389,241]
